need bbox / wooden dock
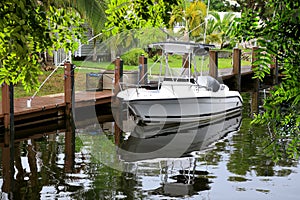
[0,47,280,133]
[0,62,115,135]
[0,90,113,129]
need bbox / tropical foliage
[207,12,237,48]
[67,0,107,33]
[46,0,107,33]
[169,0,207,40]
[105,0,182,36]
[235,0,300,159]
[121,48,147,66]
[203,0,235,11]
[204,18,221,45]
[168,1,237,48]
[0,0,86,91]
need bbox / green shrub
[121,48,148,66]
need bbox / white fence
[53,49,72,66]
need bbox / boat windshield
[149,41,214,56]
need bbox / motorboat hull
[123,95,242,124]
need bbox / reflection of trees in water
[3,104,298,199]
[1,123,85,199]
[21,136,78,198]
[2,136,62,199]
[72,130,137,199]
[226,117,297,178]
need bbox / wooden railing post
[139,55,148,85]
[114,57,123,94]
[209,50,218,78]
[64,62,75,118]
[232,48,241,91]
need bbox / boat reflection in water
[119,112,242,161]
[118,112,242,197]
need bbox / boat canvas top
[149,41,215,56]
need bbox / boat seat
[196,76,220,92]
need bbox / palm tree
[204,18,222,44]
[63,0,108,61]
[169,0,207,41]
[209,12,237,49]
[42,0,107,33]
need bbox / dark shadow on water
[150,168,212,197]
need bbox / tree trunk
[92,38,97,62]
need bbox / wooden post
[1,146,11,193]
[114,122,121,146]
[113,96,123,146]
[251,92,259,114]
[182,53,190,68]
[232,48,241,91]
[64,62,74,118]
[2,83,10,132]
[65,118,75,173]
[2,83,10,149]
[251,47,260,113]
[209,50,218,78]
[113,57,123,144]
[114,57,123,94]
[1,83,15,195]
[139,55,148,85]
[27,141,38,188]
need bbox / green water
[0,95,299,199]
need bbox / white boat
[117,41,242,124]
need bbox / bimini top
[149,41,215,55]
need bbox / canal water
[1,94,300,199]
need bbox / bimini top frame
[148,41,215,56]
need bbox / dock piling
[113,57,124,144]
[64,62,75,118]
[232,48,241,91]
[2,83,10,133]
[64,118,75,173]
[139,55,148,85]
[209,50,218,79]
[114,57,123,94]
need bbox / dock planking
[0,89,113,130]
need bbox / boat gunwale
[120,95,243,104]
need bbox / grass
[73,56,251,71]
[12,68,66,99]
[4,56,251,99]
[10,67,87,99]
